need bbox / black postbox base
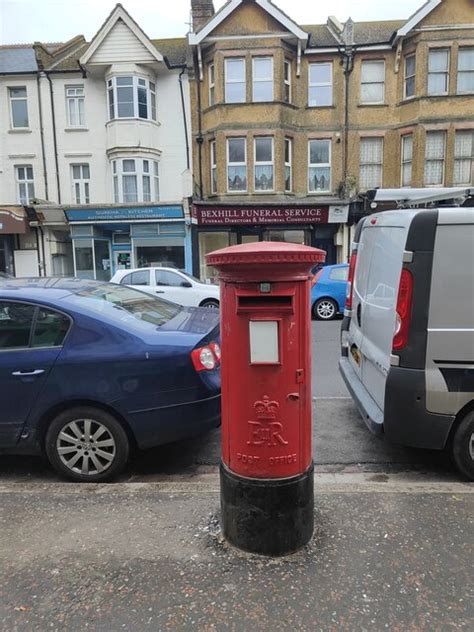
[220,461,314,556]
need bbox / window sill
[64,127,89,132]
[226,190,248,195]
[307,191,332,196]
[204,100,299,112]
[106,118,160,127]
[357,103,388,108]
[8,128,32,134]
[306,105,336,110]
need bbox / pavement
[0,320,472,630]
[0,474,472,631]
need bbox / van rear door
[348,212,416,410]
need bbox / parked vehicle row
[0,278,221,482]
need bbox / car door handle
[12,369,45,377]
[357,303,362,327]
[155,290,165,294]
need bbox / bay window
[284,60,291,104]
[453,131,473,185]
[112,158,159,203]
[457,48,474,94]
[404,55,416,99]
[107,76,156,120]
[227,138,247,192]
[254,137,274,191]
[252,57,273,102]
[309,140,331,192]
[210,140,217,194]
[428,49,449,96]
[225,58,246,103]
[285,138,292,192]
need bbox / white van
[339,188,474,480]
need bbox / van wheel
[313,298,337,320]
[45,407,129,483]
[451,411,474,481]
[200,299,219,309]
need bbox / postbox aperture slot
[237,295,293,312]
[249,320,279,364]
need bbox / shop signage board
[192,204,348,226]
[0,208,28,234]
[65,205,184,222]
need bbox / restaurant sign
[192,204,348,226]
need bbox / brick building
[187,0,473,279]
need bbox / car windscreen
[72,284,181,327]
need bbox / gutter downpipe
[36,73,49,201]
[45,72,61,204]
[178,67,191,171]
[342,45,355,259]
[194,52,204,200]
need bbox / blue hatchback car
[0,278,221,482]
[311,263,349,320]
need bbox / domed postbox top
[206,241,326,282]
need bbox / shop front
[191,202,349,281]
[0,207,30,276]
[64,204,191,281]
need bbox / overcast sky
[1,0,423,46]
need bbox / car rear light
[191,342,220,372]
[345,250,357,310]
[393,269,413,351]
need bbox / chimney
[191,0,215,32]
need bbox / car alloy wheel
[451,411,474,481]
[200,299,219,309]
[315,299,337,320]
[56,418,116,476]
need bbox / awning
[0,207,28,234]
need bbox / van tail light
[345,250,358,310]
[191,342,221,372]
[393,269,413,351]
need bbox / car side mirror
[181,281,192,288]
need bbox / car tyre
[313,298,337,321]
[45,407,129,483]
[200,299,219,309]
[451,411,474,481]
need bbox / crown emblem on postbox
[254,395,279,419]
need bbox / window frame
[359,137,384,190]
[15,164,35,205]
[427,48,450,96]
[404,54,416,99]
[252,56,274,103]
[308,62,333,107]
[254,136,274,192]
[284,137,292,193]
[210,140,217,194]
[112,158,160,203]
[71,163,90,204]
[308,139,332,194]
[9,86,29,129]
[424,131,446,186]
[224,57,246,104]
[226,137,247,193]
[453,130,473,186]
[0,300,72,352]
[65,85,85,127]
[401,135,413,187]
[106,75,157,121]
[457,47,474,95]
[284,59,292,104]
[360,59,386,105]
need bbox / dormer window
[107,76,156,121]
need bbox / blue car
[0,278,221,482]
[311,263,349,320]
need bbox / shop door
[113,251,131,272]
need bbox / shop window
[359,138,383,189]
[227,138,247,192]
[74,241,94,279]
[404,55,416,99]
[112,158,159,203]
[284,60,292,104]
[0,301,35,349]
[210,140,217,194]
[254,137,274,191]
[308,63,332,107]
[9,87,29,128]
[252,57,273,102]
[360,60,385,104]
[401,136,413,187]
[198,232,236,281]
[424,131,446,185]
[428,49,449,96]
[121,270,150,286]
[263,230,308,245]
[208,63,215,106]
[225,58,245,103]
[308,140,331,193]
[107,76,156,121]
[15,165,35,205]
[285,138,292,192]
[457,48,474,94]
[66,85,85,126]
[71,164,90,204]
[453,131,473,186]
[135,245,184,269]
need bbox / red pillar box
[207,242,325,555]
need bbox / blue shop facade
[64,204,192,281]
